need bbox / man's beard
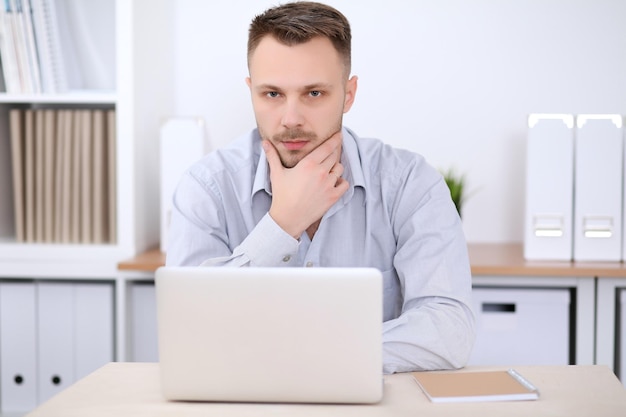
[260,122,342,168]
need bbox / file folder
[574,115,623,261]
[38,283,74,404]
[74,283,114,379]
[38,282,114,404]
[0,282,38,413]
[524,114,575,260]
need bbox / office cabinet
[0,280,114,414]
[469,287,571,366]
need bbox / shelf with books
[0,2,171,414]
[0,0,174,278]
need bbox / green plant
[441,168,466,217]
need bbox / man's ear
[343,75,358,113]
[246,77,252,88]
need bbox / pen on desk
[507,368,540,394]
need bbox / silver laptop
[155,266,383,404]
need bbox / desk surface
[118,243,626,278]
[26,363,626,417]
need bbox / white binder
[74,283,114,379]
[524,114,575,260]
[0,282,38,413]
[159,117,208,252]
[37,282,114,404]
[37,283,74,403]
[574,115,623,261]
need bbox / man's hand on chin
[264,131,349,239]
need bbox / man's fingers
[262,140,282,171]
[306,131,342,165]
[330,162,344,178]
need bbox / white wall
[171,0,626,243]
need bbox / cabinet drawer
[469,287,571,366]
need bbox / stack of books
[0,0,68,94]
[9,108,117,244]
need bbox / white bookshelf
[0,0,173,414]
[0,0,173,277]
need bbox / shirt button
[282,255,291,262]
[306,261,314,267]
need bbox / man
[167,1,475,374]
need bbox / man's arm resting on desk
[382,296,475,374]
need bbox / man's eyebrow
[254,83,281,91]
[302,83,333,91]
[253,83,334,91]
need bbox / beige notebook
[412,369,539,403]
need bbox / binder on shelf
[31,0,68,93]
[53,109,65,242]
[107,109,117,243]
[92,110,105,243]
[74,282,114,379]
[38,282,114,404]
[10,0,33,92]
[524,114,575,260]
[0,282,38,413]
[574,115,623,261]
[43,109,55,242]
[21,0,42,93]
[24,109,35,242]
[34,109,44,242]
[70,109,82,243]
[9,109,25,242]
[0,2,22,93]
[159,117,208,252]
[80,109,92,244]
[60,110,73,244]
[37,282,74,404]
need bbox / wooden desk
[117,243,626,277]
[469,242,626,277]
[25,363,626,417]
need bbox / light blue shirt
[166,127,475,374]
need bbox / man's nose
[281,98,305,128]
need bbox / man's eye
[266,91,280,98]
[309,91,322,97]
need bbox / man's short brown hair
[248,2,352,76]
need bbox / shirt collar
[251,127,367,198]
